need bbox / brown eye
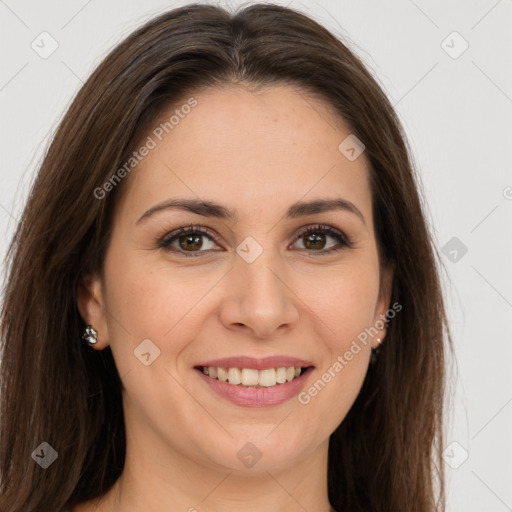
[158,223,352,258]
[177,233,204,251]
[292,224,351,254]
[303,232,327,250]
[158,225,220,257]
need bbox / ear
[371,264,394,349]
[77,273,110,349]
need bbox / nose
[218,252,300,339]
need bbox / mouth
[193,363,315,407]
[193,364,314,389]
[193,355,315,388]
[192,355,315,407]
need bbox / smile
[199,365,306,388]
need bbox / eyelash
[157,223,352,258]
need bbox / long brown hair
[0,3,452,511]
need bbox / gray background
[1,1,511,510]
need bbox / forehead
[118,84,372,224]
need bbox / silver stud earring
[370,337,382,365]
[82,325,98,346]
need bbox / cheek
[104,249,205,338]
[297,259,381,350]
[296,267,377,426]
[102,250,226,384]
[101,252,211,426]
[298,343,369,438]
[292,260,379,416]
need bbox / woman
[0,3,452,511]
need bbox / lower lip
[195,367,314,408]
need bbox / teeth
[276,367,287,384]
[241,368,259,386]
[217,367,228,382]
[227,367,241,385]
[200,365,306,387]
[258,368,276,387]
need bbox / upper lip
[194,356,314,370]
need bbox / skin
[76,83,392,512]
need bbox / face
[78,84,392,475]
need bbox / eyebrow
[136,197,367,227]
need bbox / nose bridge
[237,238,286,306]
[220,237,299,336]
[245,254,280,293]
